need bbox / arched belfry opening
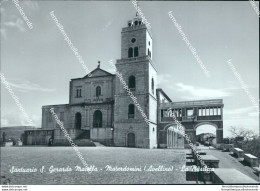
[128,47,133,58]
[134,47,139,57]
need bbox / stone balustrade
[233,148,244,158]
[244,153,259,167]
[223,144,234,152]
[212,168,258,184]
[186,146,259,184]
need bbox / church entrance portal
[127,133,135,147]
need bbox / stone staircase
[53,130,95,146]
[52,138,95,146]
[73,130,95,146]
[73,139,95,147]
[93,142,106,147]
[76,131,90,139]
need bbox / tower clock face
[131,38,136,43]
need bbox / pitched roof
[83,67,114,78]
[71,67,115,80]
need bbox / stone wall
[91,128,113,145]
[70,75,115,105]
[113,122,149,148]
[53,128,84,140]
[121,25,148,59]
[158,120,223,148]
[42,104,70,130]
[24,130,53,145]
[114,54,158,148]
[0,126,35,143]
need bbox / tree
[229,126,258,143]
[229,126,260,162]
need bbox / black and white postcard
[0,0,259,190]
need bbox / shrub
[241,139,260,162]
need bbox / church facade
[24,15,224,149]
[40,16,158,148]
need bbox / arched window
[139,21,141,25]
[135,21,138,26]
[93,110,102,127]
[128,75,136,89]
[128,22,131,27]
[76,88,82,97]
[75,112,82,129]
[134,47,139,57]
[128,47,133,58]
[96,86,101,97]
[128,104,135,118]
[151,78,154,94]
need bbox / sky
[0,1,259,138]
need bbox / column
[172,132,176,148]
[170,131,172,148]
[175,132,178,147]
[167,129,169,148]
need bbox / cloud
[0,28,7,39]
[1,110,40,127]
[157,74,172,85]
[101,20,113,31]
[0,0,8,7]
[225,106,259,119]
[4,18,26,32]
[105,68,116,74]
[175,82,232,100]
[248,111,259,117]
[0,7,7,38]
[1,118,9,126]
[3,78,56,93]
[225,106,255,115]
[0,6,5,14]
[157,74,238,101]
[22,0,39,11]
[0,0,38,38]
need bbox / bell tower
[121,17,153,60]
[113,15,157,149]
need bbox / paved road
[197,145,259,182]
[1,147,194,185]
